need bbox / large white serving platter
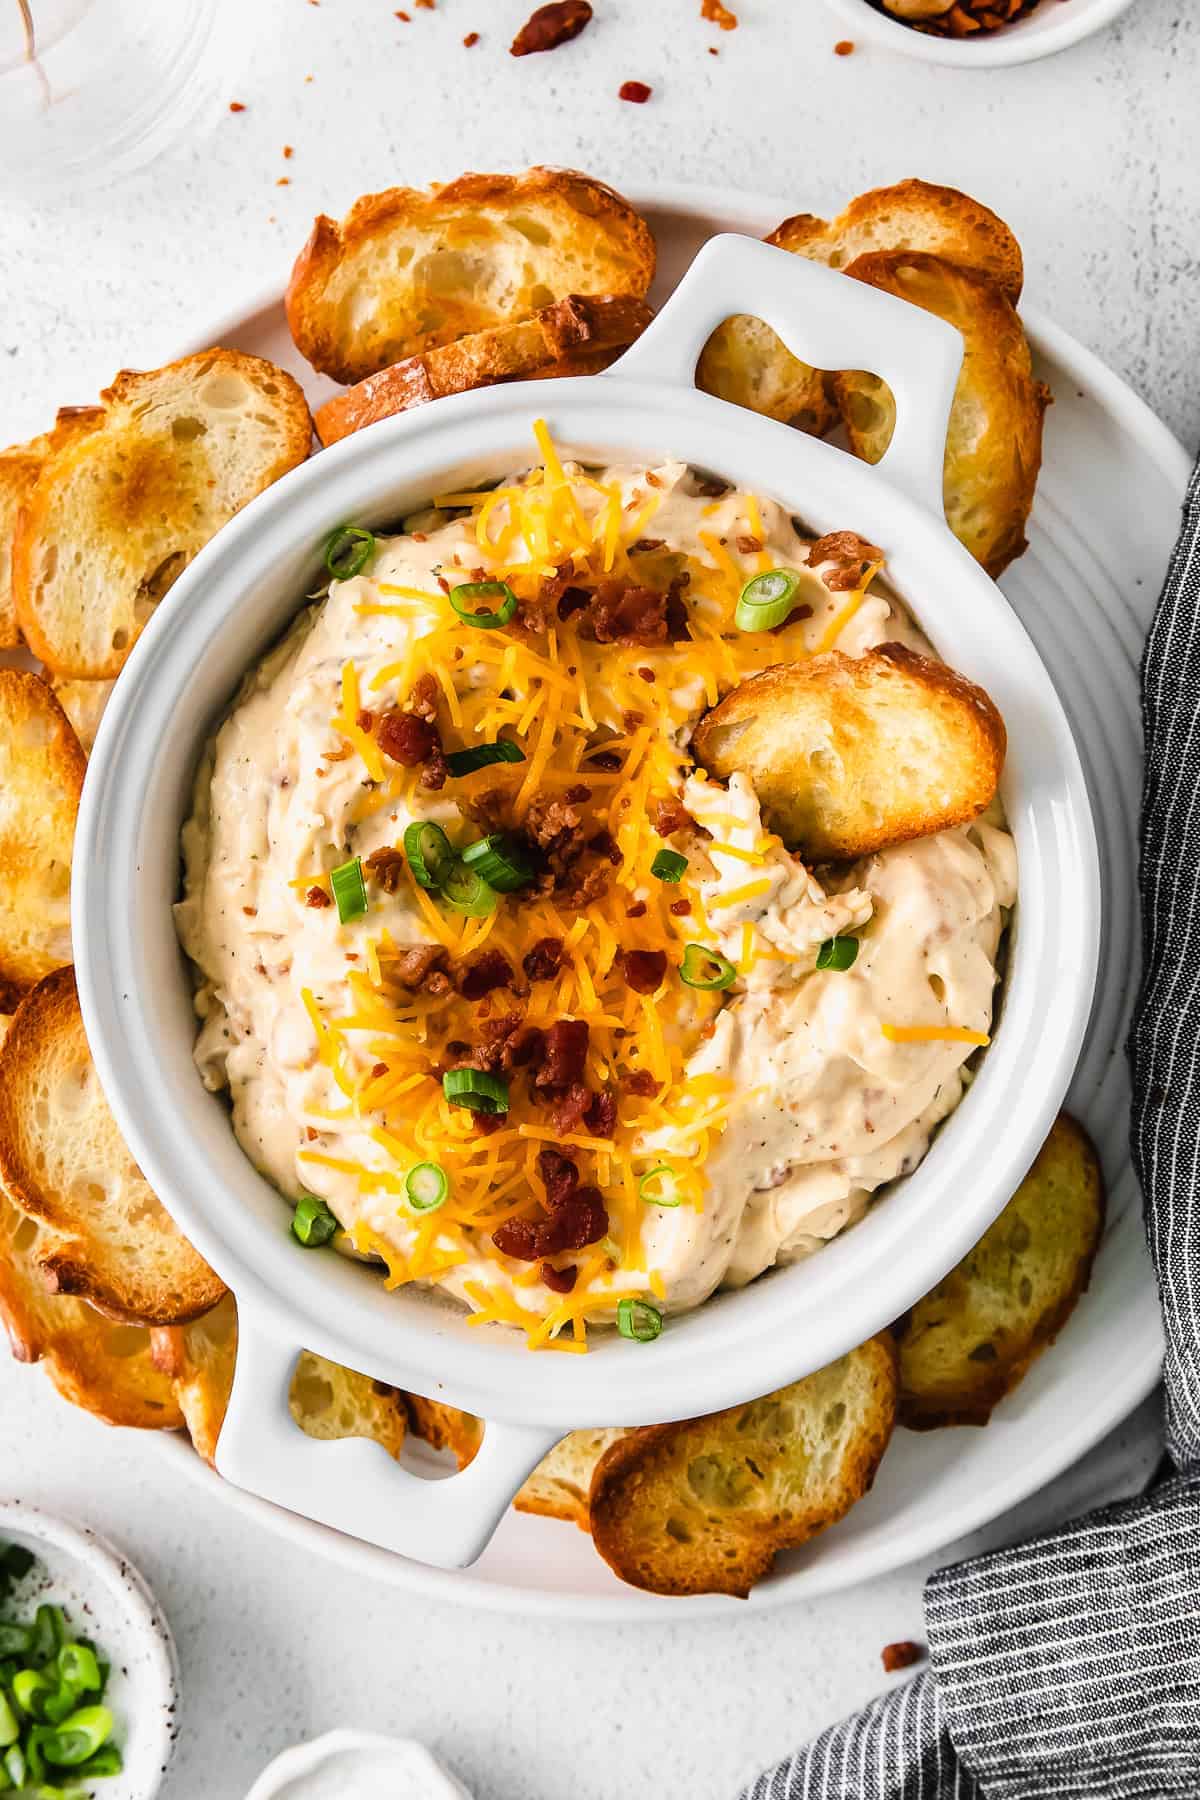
[151,182,1181,1616]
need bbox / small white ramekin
[73,236,1099,1569]
[825,0,1136,67]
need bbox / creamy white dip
[177,454,1015,1338]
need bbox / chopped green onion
[56,1645,100,1697]
[12,1670,51,1717]
[43,1688,80,1727]
[679,943,738,990]
[330,856,368,924]
[638,1165,682,1207]
[406,1163,450,1213]
[650,848,688,884]
[442,1069,509,1115]
[461,833,534,893]
[323,525,376,581]
[3,1746,25,1788]
[30,1608,63,1665]
[291,1194,338,1247]
[39,1705,112,1767]
[816,935,859,972]
[734,567,802,632]
[403,820,454,889]
[444,740,526,777]
[449,580,517,628]
[438,858,500,918]
[73,1743,123,1779]
[0,1627,32,1660]
[0,1694,17,1748]
[617,1298,663,1342]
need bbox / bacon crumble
[510,0,593,55]
[807,531,883,592]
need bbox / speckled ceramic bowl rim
[825,0,1136,67]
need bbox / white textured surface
[2,2,1192,1796]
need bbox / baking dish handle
[213,1312,559,1568]
[605,233,963,519]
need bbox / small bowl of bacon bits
[832,0,1136,64]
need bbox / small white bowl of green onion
[0,1505,178,1799]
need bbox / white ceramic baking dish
[73,235,1099,1568]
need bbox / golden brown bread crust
[404,1392,485,1468]
[697,179,1024,441]
[0,670,85,997]
[287,167,656,384]
[314,294,652,445]
[834,251,1050,578]
[588,1336,897,1597]
[12,353,312,680]
[0,966,226,1325]
[769,178,1024,302]
[897,1115,1105,1429]
[692,643,1006,861]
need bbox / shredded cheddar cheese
[287,426,902,1350]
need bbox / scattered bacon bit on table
[395,7,410,16]
[619,79,652,103]
[881,1641,926,1672]
[463,30,480,46]
[511,1,593,56]
[283,144,294,158]
[228,101,246,112]
[701,0,738,27]
[276,178,291,187]
[834,38,855,53]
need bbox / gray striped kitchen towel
[740,453,1200,1800]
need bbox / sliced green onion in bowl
[291,1194,338,1247]
[650,848,688,883]
[679,943,738,990]
[438,858,500,917]
[443,1069,509,1115]
[56,1645,100,1697]
[38,1705,112,1767]
[323,525,376,581]
[444,740,526,777]
[638,1165,682,1207]
[406,1162,450,1213]
[330,856,368,924]
[0,1693,17,1745]
[461,832,534,892]
[617,1297,663,1342]
[449,580,518,628]
[816,935,859,972]
[11,1671,50,1718]
[403,820,454,889]
[734,567,802,632]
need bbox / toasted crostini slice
[0,967,226,1325]
[588,1335,897,1598]
[0,411,105,649]
[897,1115,1104,1430]
[286,167,656,385]
[0,670,85,996]
[49,677,115,755]
[0,1166,182,1429]
[515,1428,629,1530]
[697,178,1024,438]
[834,252,1050,577]
[692,643,1006,862]
[11,350,312,680]
[315,293,653,444]
[404,1393,485,1470]
[151,1293,410,1465]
